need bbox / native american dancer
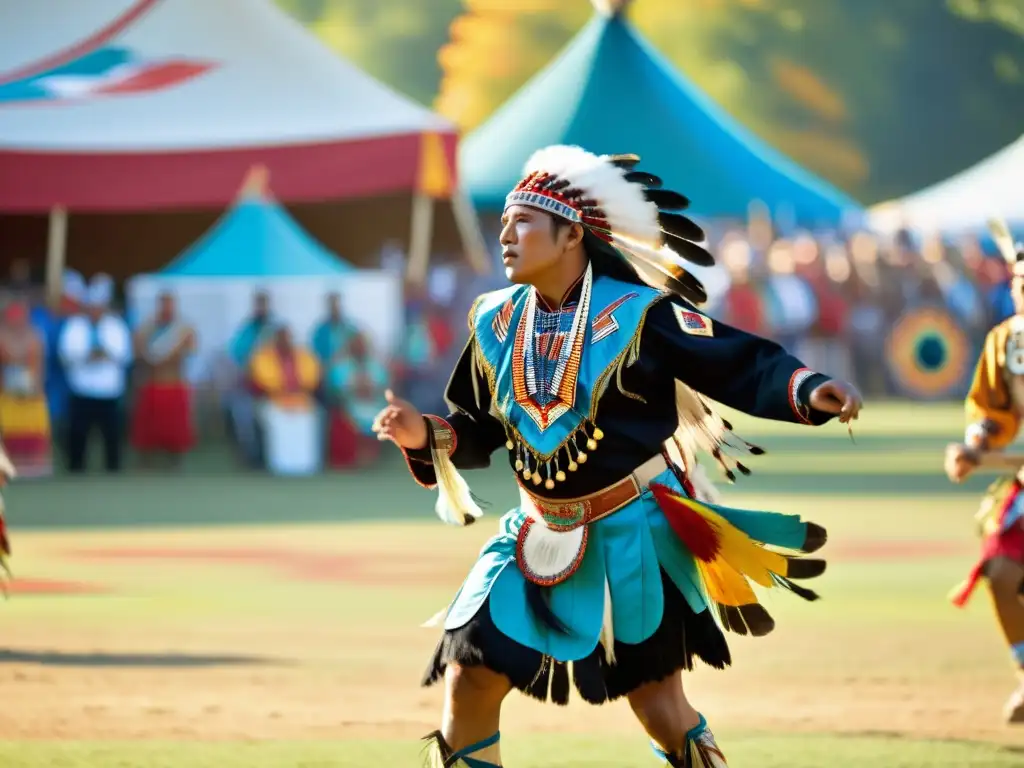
[945,218,1024,724]
[130,292,197,464]
[373,146,862,768]
[0,299,52,477]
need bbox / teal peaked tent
[160,169,355,277]
[462,2,861,227]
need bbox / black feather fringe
[550,659,571,705]
[772,574,821,602]
[624,170,663,188]
[738,604,776,636]
[422,571,731,706]
[660,211,706,243]
[786,557,827,579]
[644,188,691,210]
[801,523,828,553]
[718,605,747,636]
[662,268,708,306]
[664,233,716,267]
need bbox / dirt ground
[1,523,1023,748]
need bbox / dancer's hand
[944,443,979,483]
[809,379,863,424]
[371,389,428,449]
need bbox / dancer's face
[499,205,579,285]
[1013,273,1024,315]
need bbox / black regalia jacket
[404,276,833,500]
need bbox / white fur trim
[517,521,587,586]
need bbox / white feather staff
[0,437,16,595]
[989,217,1022,266]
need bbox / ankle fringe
[421,730,502,768]
[421,730,452,768]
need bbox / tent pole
[407,192,435,286]
[451,189,491,275]
[45,205,68,308]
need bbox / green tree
[674,0,1024,200]
[436,0,592,130]
[436,0,1024,202]
[275,0,460,106]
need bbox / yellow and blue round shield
[885,307,971,399]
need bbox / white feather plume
[672,380,761,488]
[989,217,1020,265]
[432,449,483,526]
[0,439,16,482]
[521,145,662,246]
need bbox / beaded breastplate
[471,271,662,490]
[1004,317,1024,413]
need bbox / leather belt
[517,453,669,531]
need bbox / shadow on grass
[836,730,1024,754]
[0,648,292,668]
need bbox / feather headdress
[505,145,713,305]
[988,217,1024,275]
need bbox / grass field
[2,401,1024,766]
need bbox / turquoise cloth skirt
[423,466,817,704]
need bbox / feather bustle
[650,483,721,561]
[652,481,825,633]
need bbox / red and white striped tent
[0,0,487,290]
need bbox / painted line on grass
[64,547,458,586]
[6,577,109,596]
[61,539,971,587]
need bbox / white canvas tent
[868,134,1024,236]
[0,0,487,290]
